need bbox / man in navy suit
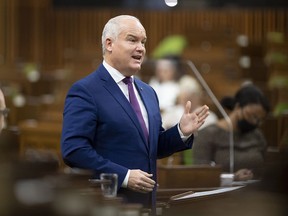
[61,15,209,213]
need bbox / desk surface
[157,187,219,203]
[161,183,288,216]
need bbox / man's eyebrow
[126,34,146,40]
[126,34,137,38]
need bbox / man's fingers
[196,105,209,121]
[140,170,153,177]
[136,185,153,193]
[139,171,155,185]
[128,170,156,193]
[134,181,154,194]
[184,101,192,114]
[196,105,209,116]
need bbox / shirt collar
[103,60,134,84]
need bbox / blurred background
[0,0,287,215]
[1,0,287,148]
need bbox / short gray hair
[101,15,141,55]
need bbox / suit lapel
[98,65,149,150]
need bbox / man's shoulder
[135,77,154,91]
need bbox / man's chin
[130,65,142,73]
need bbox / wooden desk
[157,187,219,203]
[157,165,222,189]
[18,120,63,167]
[162,184,288,216]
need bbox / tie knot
[123,77,132,85]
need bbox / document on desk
[171,186,244,200]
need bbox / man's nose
[136,42,145,52]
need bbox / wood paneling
[0,0,5,64]
[1,1,287,149]
[3,0,288,70]
[2,1,287,105]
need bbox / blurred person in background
[0,88,9,135]
[149,58,181,112]
[162,75,218,130]
[161,75,218,165]
[192,84,271,181]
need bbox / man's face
[106,19,147,76]
[155,59,176,82]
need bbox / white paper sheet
[172,186,244,200]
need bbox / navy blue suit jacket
[61,64,193,209]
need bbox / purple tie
[123,77,149,141]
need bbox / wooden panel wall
[1,0,287,152]
[2,0,287,118]
[3,0,288,69]
[0,0,6,64]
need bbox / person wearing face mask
[192,83,271,181]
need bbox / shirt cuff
[178,123,192,141]
[121,169,130,188]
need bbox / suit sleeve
[157,124,194,159]
[61,83,128,187]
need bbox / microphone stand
[186,60,234,174]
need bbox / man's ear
[105,38,113,52]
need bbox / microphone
[186,60,234,174]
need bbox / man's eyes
[127,37,136,42]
